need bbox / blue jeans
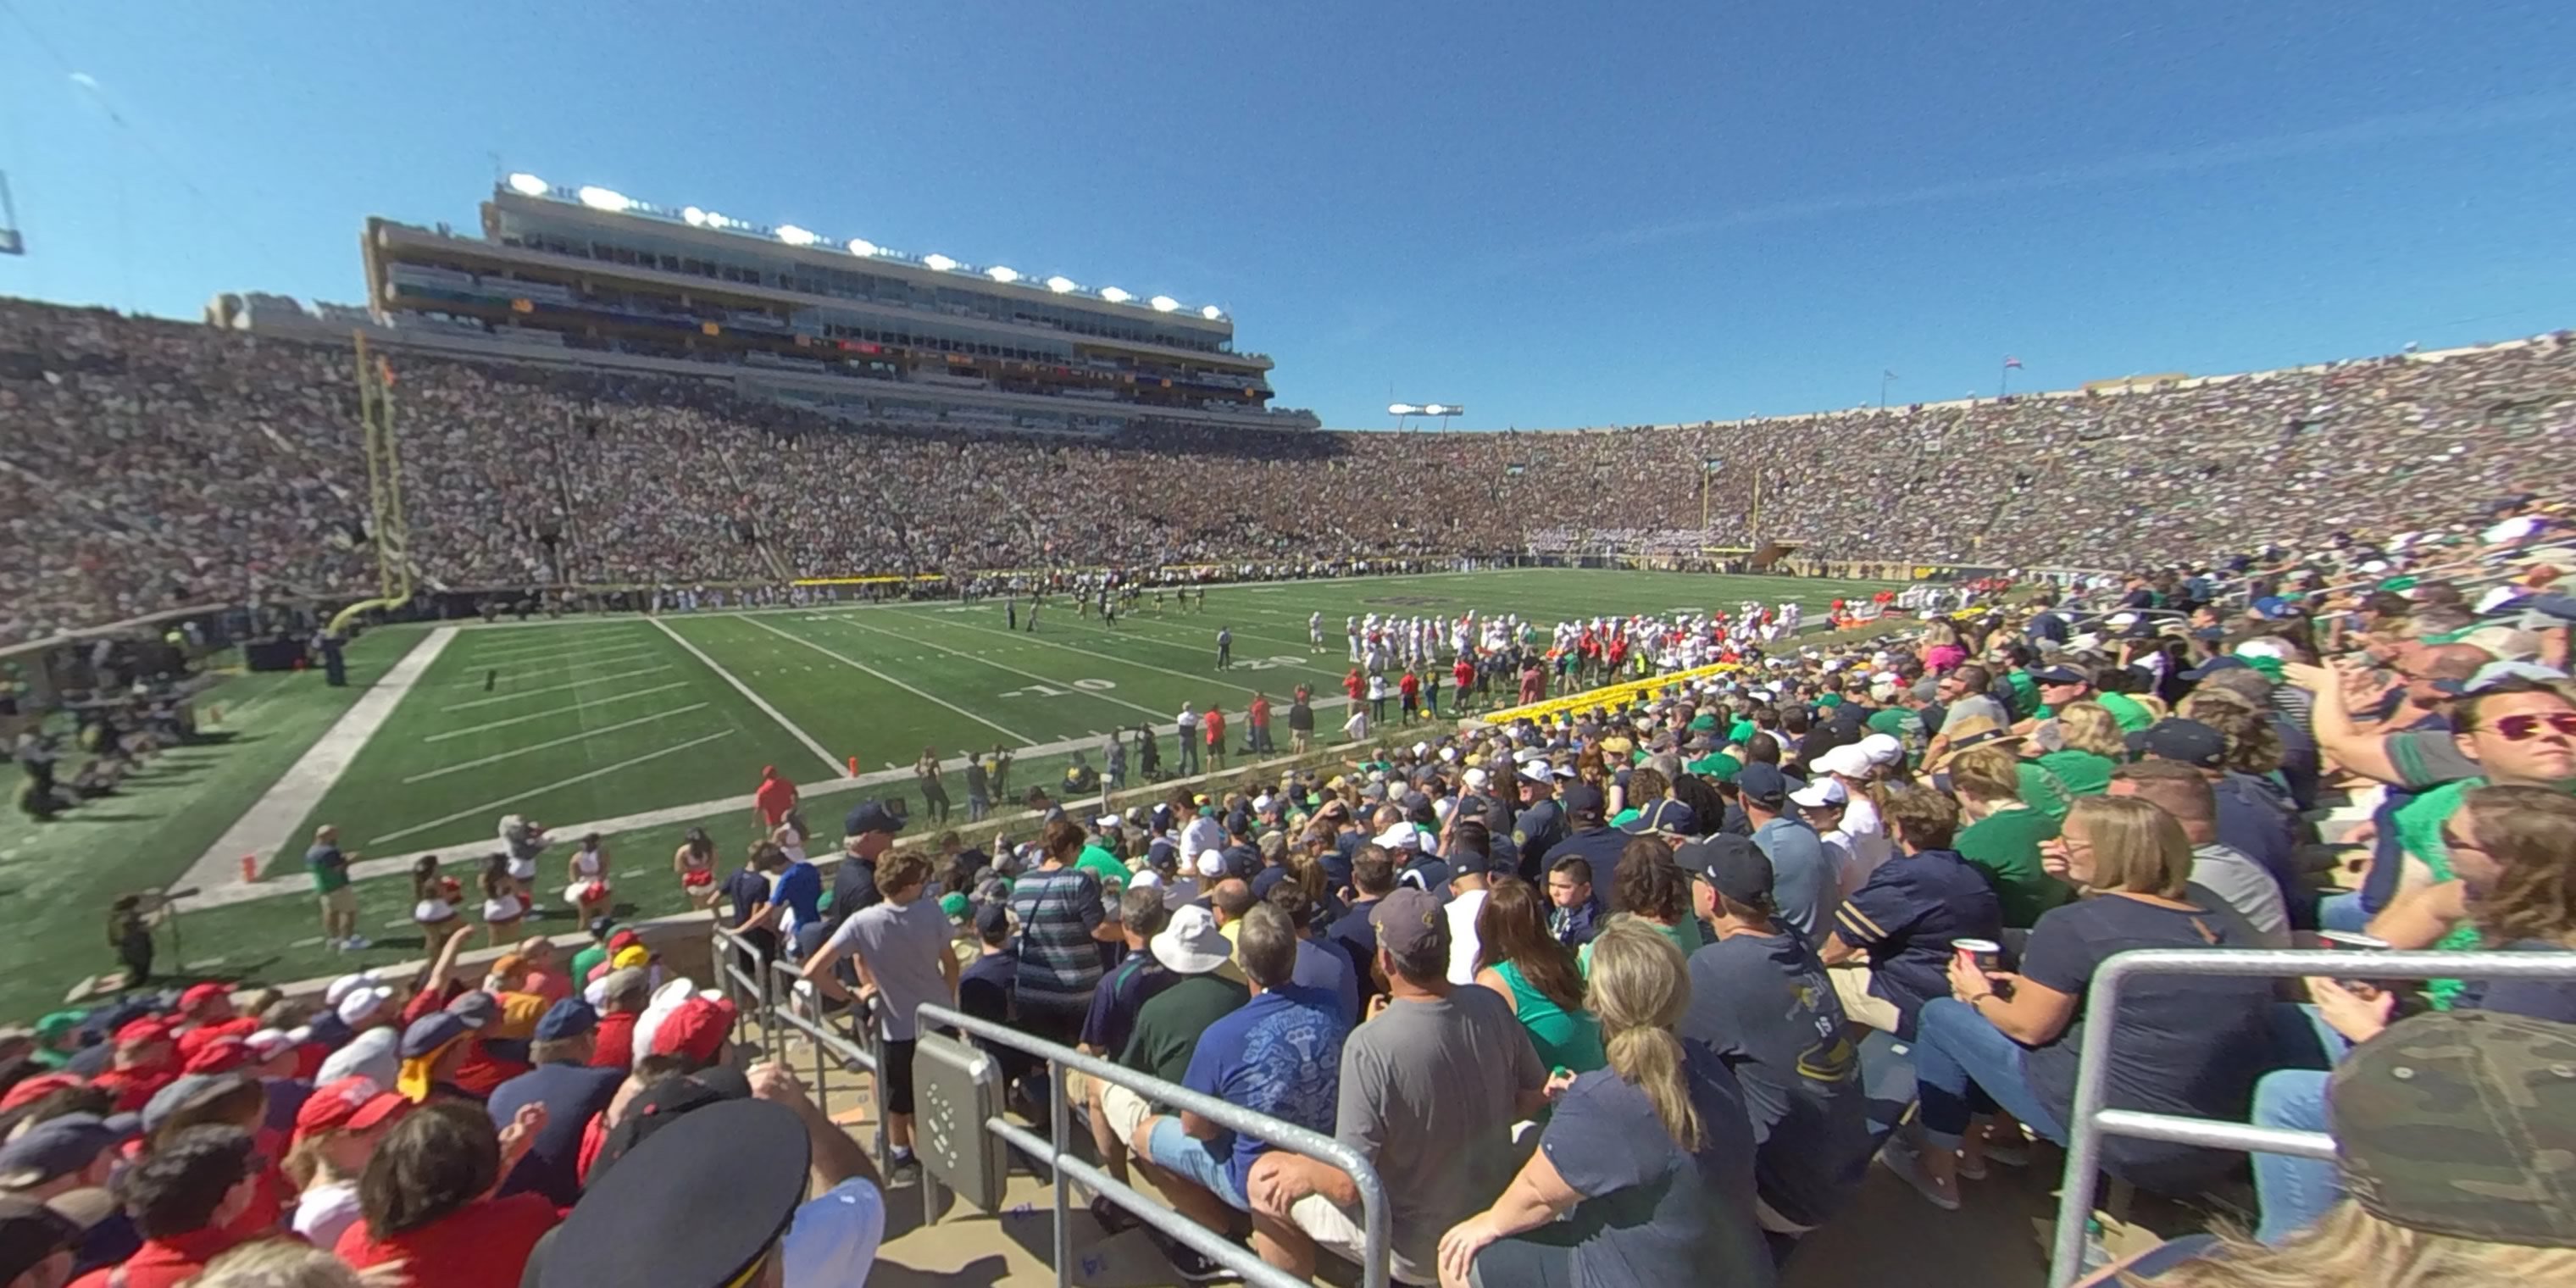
[2251,1070,2339,1245]
[1911,998,2069,1150]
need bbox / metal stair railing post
[708,924,774,1058]
[2049,947,2576,1287]
[765,957,891,1168]
[918,1002,1392,1288]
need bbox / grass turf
[0,569,1897,1013]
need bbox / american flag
[2003,356,2024,369]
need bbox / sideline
[178,629,453,893]
[175,693,1369,911]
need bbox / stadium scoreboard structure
[358,178,1317,437]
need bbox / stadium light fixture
[1098,286,1133,303]
[1149,295,1180,313]
[681,206,708,227]
[775,225,819,247]
[985,265,1021,284]
[506,173,549,197]
[1200,304,1223,320]
[575,186,632,213]
[1044,275,1078,293]
[848,238,880,258]
[1388,403,1420,416]
[1423,403,1447,416]
[922,253,958,272]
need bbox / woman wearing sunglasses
[2248,784,2576,1246]
[2381,679,2576,1006]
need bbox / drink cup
[1953,938,2002,972]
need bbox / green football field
[0,568,1899,1015]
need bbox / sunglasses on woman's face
[2492,712,2576,742]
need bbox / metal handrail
[919,1001,1393,1288]
[2049,947,2576,1286]
[763,956,892,1166]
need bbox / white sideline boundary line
[732,613,1036,747]
[179,694,1365,910]
[648,619,844,775]
[179,628,456,891]
[444,665,675,711]
[425,683,695,741]
[368,730,736,846]
[402,704,712,783]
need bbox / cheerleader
[497,813,549,904]
[563,832,613,926]
[672,826,719,908]
[479,854,525,947]
[411,855,465,951]
[770,813,808,864]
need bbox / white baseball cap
[1790,779,1849,808]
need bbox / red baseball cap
[180,1037,251,1076]
[0,1074,82,1113]
[175,984,229,1013]
[175,1018,258,1063]
[606,930,643,953]
[292,1077,410,1142]
[113,1019,173,1050]
[647,998,738,1065]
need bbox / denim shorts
[1146,1116,1248,1210]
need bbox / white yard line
[895,608,1313,695]
[732,613,1037,747]
[822,613,1170,721]
[452,630,644,661]
[402,704,712,783]
[180,708,1353,910]
[443,665,675,712]
[425,683,696,742]
[367,730,736,847]
[178,628,456,892]
[448,645,662,675]
[648,619,845,775]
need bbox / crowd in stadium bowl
[5,297,2572,644]
[5,498,2574,1285]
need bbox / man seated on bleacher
[1241,889,1554,1285]
[1676,836,1872,1242]
[1819,788,2001,1038]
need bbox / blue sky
[1,0,2569,430]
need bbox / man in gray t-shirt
[1241,889,1546,1283]
[802,851,958,1175]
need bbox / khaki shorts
[1097,1080,1157,1149]
[1829,962,1902,1033]
[1289,1195,1436,1285]
[319,886,358,916]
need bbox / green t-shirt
[2004,670,2040,716]
[1075,844,1128,896]
[308,845,351,894]
[1866,708,1927,764]
[1580,913,1703,974]
[1119,973,1249,1083]
[2035,749,2118,798]
[2096,691,2154,734]
[2017,762,2075,822]
[2391,776,2529,1007]
[1955,806,2076,928]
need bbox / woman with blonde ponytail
[1435,919,1772,1288]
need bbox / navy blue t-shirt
[1533,1041,1775,1287]
[1181,984,1346,1199]
[1080,955,1179,1058]
[488,1060,624,1207]
[1831,848,2001,1038]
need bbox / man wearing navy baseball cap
[1674,835,1871,1234]
[1736,763,1832,948]
[484,999,620,1207]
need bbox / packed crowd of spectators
[6,295,2573,646]
[4,491,2574,1285]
